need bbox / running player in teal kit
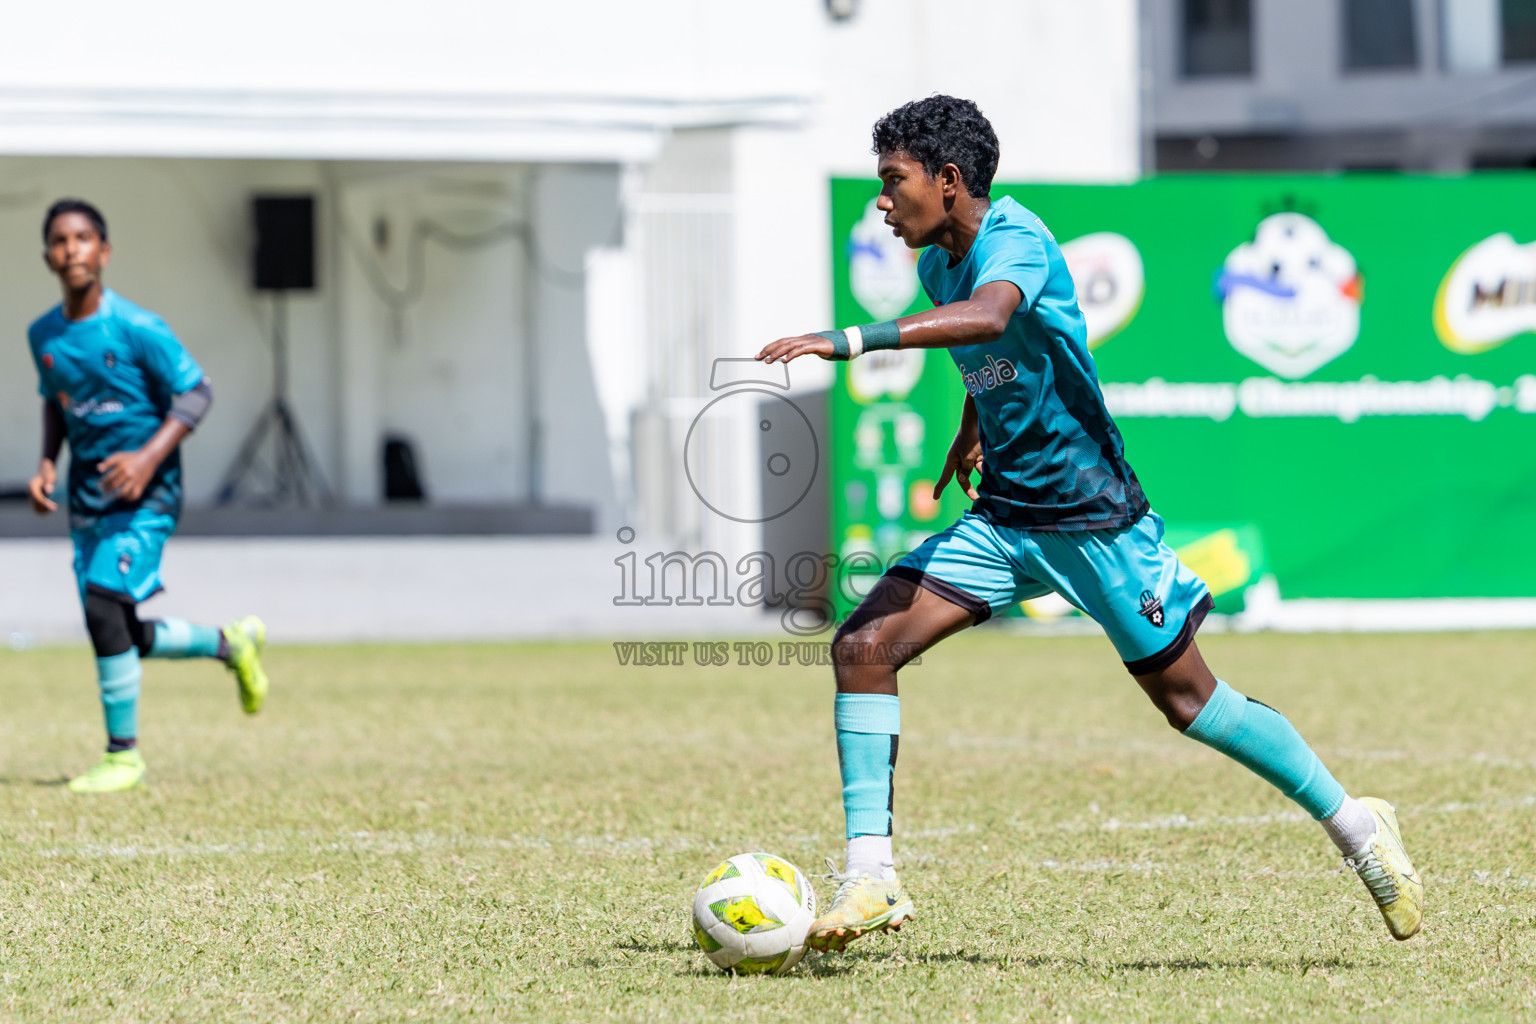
[757,97,1422,948]
[26,199,269,794]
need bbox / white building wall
[814,0,1142,183]
[530,164,625,522]
[332,163,538,506]
[0,1,820,99]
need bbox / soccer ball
[691,852,817,974]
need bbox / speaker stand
[215,293,331,507]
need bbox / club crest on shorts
[1137,589,1165,628]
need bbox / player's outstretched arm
[27,400,65,514]
[890,281,1023,351]
[756,280,1022,365]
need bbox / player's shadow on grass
[804,949,1015,975]
[0,776,69,787]
[616,940,689,956]
[615,940,1360,978]
[805,951,1362,976]
[1017,954,1362,974]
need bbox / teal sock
[835,693,900,838]
[96,650,142,743]
[149,618,222,660]
[1183,679,1346,820]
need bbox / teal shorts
[889,510,1212,674]
[71,509,177,606]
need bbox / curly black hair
[871,96,999,199]
[42,198,108,243]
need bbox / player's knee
[130,615,156,657]
[832,621,920,691]
[830,623,866,672]
[1163,703,1199,732]
[831,622,881,684]
[1150,689,1206,732]
[83,591,136,658]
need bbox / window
[1442,0,1499,72]
[1343,0,1419,70]
[1183,0,1253,77]
[1442,0,1536,70]
[1506,0,1536,62]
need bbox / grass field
[0,630,1533,1023]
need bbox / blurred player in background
[757,97,1422,950]
[26,199,269,794]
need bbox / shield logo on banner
[1217,213,1363,379]
[848,199,919,320]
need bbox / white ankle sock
[1321,796,1377,856]
[846,835,896,880]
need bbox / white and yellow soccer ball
[691,852,816,975]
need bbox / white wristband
[844,324,864,358]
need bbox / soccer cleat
[67,749,146,794]
[1346,797,1424,940]
[807,857,916,953]
[222,615,269,714]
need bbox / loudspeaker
[382,436,427,502]
[252,196,315,291]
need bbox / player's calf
[82,591,144,765]
[1158,654,1424,940]
[130,602,270,713]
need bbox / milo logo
[1434,233,1536,355]
[958,355,1018,397]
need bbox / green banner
[830,174,1536,617]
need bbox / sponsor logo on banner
[848,349,926,404]
[1217,213,1363,379]
[1433,233,1536,354]
[848,199,919,320]
[1060,232,1145,349]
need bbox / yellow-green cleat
[67,748,146,794]
[1347,797,1424,941]
[807,858,916,953]
[222,615,269,714]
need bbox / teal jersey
[28,289,204,525]
[916,196,1147,531]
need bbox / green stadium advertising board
[830,174,1536,619]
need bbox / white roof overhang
[0,87,813,163]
